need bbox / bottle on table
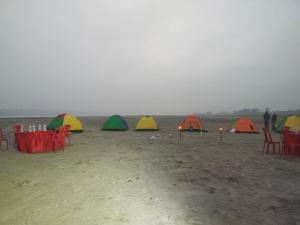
[29,125,32,132]
[32,125,36,132]
[38,124,41,131]
[43,124,47,131]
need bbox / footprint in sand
[206,187,216,194]
[16,179,31,187]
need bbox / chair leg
[291,146,296,155]
[278,143,281,154]
[65,137,70,146]
[283,143,287,155]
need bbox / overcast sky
[1,0,300,115]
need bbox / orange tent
[179,115,208,132]
[233,117,259,133]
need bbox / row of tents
[47,114,159,132]
[46,113,300,133]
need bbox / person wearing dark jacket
[271,114,277,131]
[263,110,271,129]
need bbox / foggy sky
[1,0,300,115]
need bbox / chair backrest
[262,128,272,142]
[284,128,300,145]
[62,125,71,137]
[55,127,64,135]
[14,124,21,133]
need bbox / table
[15,130,64,153]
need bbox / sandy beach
[0,116,299,225]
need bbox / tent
[275,115,289,132]
[232,117,259,133]
[179,115,208,132]
[102,115,129,131]
[284,115,300,131]
[135,115,159,131]
[276,115,300,132]
[47,113,83,132]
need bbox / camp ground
[102,115,129,131]
[135,115,159,131]
[47,113,83,132]
[2,113,300,225]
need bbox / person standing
[263,110,271,129]
[271,114,277,131]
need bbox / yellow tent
[135,115,159,131]
[47,113,83,132]
[284,115,300,131]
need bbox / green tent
[275,115,288,132]
[102,115,129,131]
[47,116,63,130]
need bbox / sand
[0,116,299,225]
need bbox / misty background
[1,0,300,116]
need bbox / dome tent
[275,115,289,132]
[179,115,208,132]
[47,113,83,132]
[282,115,300,131]
[232,117,259,133]
[102,115,129,131]
[275,115,300,132]
[135,115,159,131]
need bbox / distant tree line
[197,108,300,116]
[233,108,261,115]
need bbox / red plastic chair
[281,128,300,155]
[262,128,281,154]
[0,128,9,150]
[14,124,21,132]
[13,124,21,148]
[62,125,71,145]
[47,129,65,152]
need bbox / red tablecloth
[15,131,64,153]
[283,130,300,155]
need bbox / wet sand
[0,116,299,225]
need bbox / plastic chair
[47,129,65,152]
[62,125,71,145]
[262,128,281,154]
[13,124,21,148]
[281,128,300,155]
[0,128,9,150]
